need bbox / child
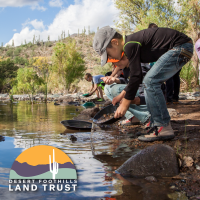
[93,26,193,142]
[85,73,105,102]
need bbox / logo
[9,145,77,192]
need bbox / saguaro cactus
[49,149,59,179]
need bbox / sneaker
[118,116,140,126]
[138,123,175,142]
[96,98,105,102]
[135,121,151,136]
[94,97,101,100]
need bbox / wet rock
[0,135,5,142]
[182,156,194,167]
[167,192,188,200]
[69,135,77,142]
[103,100,112,107]
[73,107,100,121]
[58,96,74,104]
[145,176,157,182]
[116,144,179,177]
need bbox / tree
[114,0,200,85]
[13,67,43,102]
[114,0,187,33]
[181,0,200,84]
[0,59,18,92]
[32,57,52,102]
[52,40,86,92]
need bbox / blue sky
[0,0,119,46]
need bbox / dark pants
[166,70,181,102]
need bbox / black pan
[93,104,121,125]
[68,102,80,106]
[60,120,92,130]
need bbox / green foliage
[45,41,53,47]
[180,61,196,90]
[93,63,113,76]
[13,67,44,97]
[27,42,34,48]
[78,40,83,44]
[52,41,86,90]
[14,56,29,65]
[6,49,14,57]
[0,59,18,92]
[13,47,22,56]
[114,0,188,33]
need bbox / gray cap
[93,26,116,66]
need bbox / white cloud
[23,19,45,30]
[49,0,63,7]
[31,4,47,11]
[6,0,119,46]
[13,29,17,32]
[0,0,46,11]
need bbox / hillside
[0,34,113,94]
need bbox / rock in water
[116,144,179,177]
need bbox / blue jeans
[143,43,193,127]
[104,84,150,124]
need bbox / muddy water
[0,102,181,200]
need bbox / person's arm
[89,83,98,95]
[114,69,123,78]
[101,76,121,85]
[110,66,121,77]
[89,82,94,92]
[114,43,142,118]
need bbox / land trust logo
[9,145,77,192]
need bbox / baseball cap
[93,26,116,66]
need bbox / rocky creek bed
[1,92,200,199]
[72,99,200,200]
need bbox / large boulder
[116,144,179,177]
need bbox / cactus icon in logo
[9,145,77,179]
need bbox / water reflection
[0,102,174,200]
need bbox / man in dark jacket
[93,26,193,142]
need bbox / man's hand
[114,98,131,118]
[112,90,126,106]
[101,76,116,85]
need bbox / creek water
[0,102,183,200]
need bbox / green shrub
[27,42,33,48]
[14,56,29,65]
[93,63,113,76]
[14,47,22,56]
[180,61,196,91]
[45,41,53,47]
[0,58,18,92]
[6,49,14,57]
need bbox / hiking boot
[118,116,140,126]
[135,121,151,136]
[138,123,175,142]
